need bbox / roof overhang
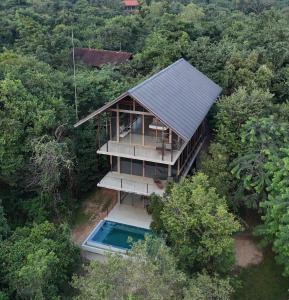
[74,91,186,140]
[74,92,128,128]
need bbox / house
[73,48,132,68]
[122,0,140,12]
[74,58,222,255]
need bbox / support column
[116,103,120,142]
[168,165,172,177]
[143,160,145,177]
[142,114,145,146]
[117,157,120,173]
[117,191,121,204]
[130,113,132,144]
[169,129,172,144]
[109,112,112,140]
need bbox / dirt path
[234,233,263,268]
[71,189,117,245]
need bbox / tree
[15,249,59,299]
[235,0,274,15]
[152,173,241,273]
[132,30,190,75]
[29,135,75,220]
[0,221,79,299]
[72,237,186,300]
[0,201,9,241]
[255,148,289,275]
[199,143,234,200]
[231,116,288,208]
[215,87,272,156]
[184,273,234,300]
[178,3,204,23]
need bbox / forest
[0,0,289,299]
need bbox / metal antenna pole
[71,29,79,121]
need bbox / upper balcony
[97,134,182,164]
[96,105,185,165]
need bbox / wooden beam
[109,108,153,116]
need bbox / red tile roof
[73,48,132,67]
[122,0,139,7]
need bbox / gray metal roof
[74,58,222,141]
[128,58,222,141]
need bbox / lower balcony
[97,171,166,196]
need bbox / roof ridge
[129,58,186,93]
[75,48,131,55]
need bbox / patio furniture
[153,177,165,189]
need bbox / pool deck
[81,198,152,257]
[105,201,152,229]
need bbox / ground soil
[71,189,117,245]
[234,233,263,268]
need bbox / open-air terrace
[97,171,166,196]
[97,134,181,164]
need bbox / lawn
[233,249,288,300]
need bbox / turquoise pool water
[87,220,151,250]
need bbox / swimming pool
[84,220,152,253]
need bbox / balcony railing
[97,172,166,196]
[98,140,180,164]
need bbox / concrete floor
[97,171,166,196]
[106,200,152,229]
[98,137,179,164]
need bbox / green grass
[233,249,288,300]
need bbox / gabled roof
[122,0,139,7]
[73,48,132,67]
[74,58,222,141]
[128,59,222,141]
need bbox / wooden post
[97,117,100,149]
[117,157,120,173]
[130,113,132,144]
[109,112,112,140]
[142,114,145,146]
[105,112,108,138]
[177,158,180,176]
[143,160,145,177]
[168,165,172,177]
[169,128,172,161]
[169,129,172,144]
[116,103,120,142]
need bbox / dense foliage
[72,237,234,300]
[0,222,79,299]
[0,0,289,298]
[149,173,241,273]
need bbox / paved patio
[106,200,152,229]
